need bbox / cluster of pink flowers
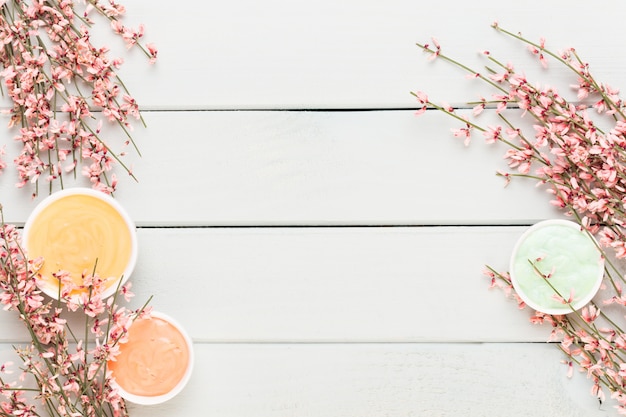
[0,0,156,196]
[485,267,626,407]
[0,212,151,417]
[415,23,626,413]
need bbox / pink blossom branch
[0,206,152,416]
[0,0,156,196]
[419,25,626,410]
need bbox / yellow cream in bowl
[22,188,136,299]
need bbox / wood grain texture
[0,110,562,226]
[0,343,613,416]
[2,1,620,110]
[0,226,556,343]
[5,0,615,110]
[125,343,614,417]
[0,0,623,415]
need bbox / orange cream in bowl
[22,188,137,300]
[108,312,194,404]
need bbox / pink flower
[483,125,502,144]
[413,90,428,105]
[424,37,441,60]
[0,145,6,172]
[490,72,509,83]
[146,43,158,63]
[581,305,600,323]
[451,117,473,146]
[473,97,486,115]
[591,380,606,403]
[552,288,575,305]
[120,283,134,302]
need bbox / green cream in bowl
[509,219,604,315]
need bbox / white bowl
[22,187,137,300]
[108,311,194,405]
[509,219,604,315]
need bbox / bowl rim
[108,311,195,405]
[21,187,138,300]
[509,218,605,315]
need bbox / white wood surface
[61,0,626,110]
[0,227,553,343]
[0,110,561,226]
[0,343,608,417]
[1,0,624,415]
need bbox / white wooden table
[1,0,624,415]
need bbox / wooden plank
[0,226,555,343]
[2,0,622,110]
[0,0,614,110]
[0,343,612,416]
[0,110,562,226]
